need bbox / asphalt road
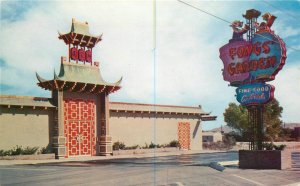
[1,152,299,186]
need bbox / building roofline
[0,95,50,101]
[0,95,202,109]
[0,95,55,108]
[110,101,202,110]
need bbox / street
[1,152,299,186]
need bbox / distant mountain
[207,123,300,134]
[282,123,300,129]
[208,125,235,134]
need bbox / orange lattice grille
[178,122,190,150]
[64,99,96,157]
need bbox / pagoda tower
[36,19,122,158]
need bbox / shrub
[263,143,286,150]
[169,140,180,148]
[149,142,156,149]
[0,150,8,156]
[124,145,139,150]
[113,141,126,150]
[202,141,232,150]
[274,144,286,150]
[11,145,23,155]
[40,146,51,154]
[142,143,149,149]
[0,146,39,156]
[263,142,274,150]
[22,146,39,155]
[223,135,236,147]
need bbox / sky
[0,0,299,130]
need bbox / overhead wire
[177,0,300,53]
[177,0,231,24]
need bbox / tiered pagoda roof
[37,19,122,95]
[58,18,102,48]
[36,57,122,94]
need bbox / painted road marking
[232,174,265,186]
[0,167,56,171]
[284,182,300,186]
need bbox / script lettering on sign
[236,83,274,106]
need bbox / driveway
[0,152,299,186]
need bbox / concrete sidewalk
[0,150,230,166]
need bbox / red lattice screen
[178,122,190,150]
[64,99,96,157]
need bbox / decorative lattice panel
[64,99,96,157]
[178,122,190,150]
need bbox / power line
[177,0,231,24]
[262,0,298,20]
[177,0,300,53]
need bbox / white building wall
[0,107,54,150]
[109,112,202,150]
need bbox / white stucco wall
[110,112,203,150]
[0,107,53,150]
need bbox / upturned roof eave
[37,79,121,88]
[37,79,121,94]
[58,32,102,47]
[58,18,102,47]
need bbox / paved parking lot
[1,152,299,186]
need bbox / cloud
[271,66,300,122]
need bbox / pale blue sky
[1,0,299,130]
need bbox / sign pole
[258,105,264,150]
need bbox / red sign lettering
[226,56,277,75]
[228,41,273,60]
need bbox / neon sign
[219,40,250,86]
[236,83,274,106]
[219,11,286,107]
[249,32,286,81]
[219,13,286,86]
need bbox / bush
[142,143,149,149]
[124,145,139,150]
[149,142,156,148]
[223,135,236,147]
[113,141,126,150]
[40,145,52,154]
[0,150,10,156]
[203,141,233,150]
[11,145,23,155]
[274,144,286,150]
[22,147,39,155]
[263,143,286,150]
[147,142,163,148]
[0,146,39,156]
[169,140,180,148]
[263,142,274,150]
